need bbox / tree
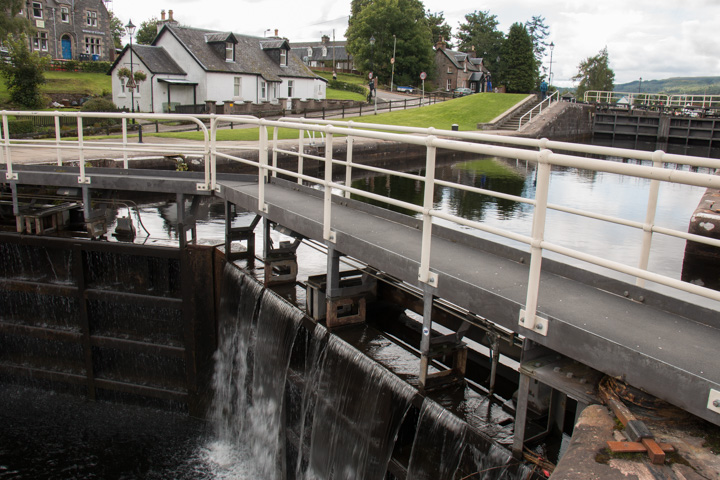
[346,0,434,86]
[573,47,615,99]
[427,11,452,48]
[525,15,549,78]
[499,23,536,93]
[109,12,125,50]
[456,10,504,81]
[0,34,47,108]
[135,18,159,45]
[0,0,29,41]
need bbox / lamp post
[125,20,136,117]
[548,41,555,86]
[369,35,376,114]
[390,34,396,92]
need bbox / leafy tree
[573,47,615,99]
[427,11,452,48]
[0,0,28,41]
[456,10,504,81]
[109,12,125,49]
[346,0,434,86]
[499,23,536,93]
[525,15,549,78]
[0,34,47,108]
[135,18,159,45]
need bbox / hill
[614,76,720,95]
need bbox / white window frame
[225,42,234,62]
[61,6,69,22]
[322,46,327,57]
[287,80,294,98]
[280,49,287,67]
[306,47,312,56]
[86,11,97,27]
[447,66,452,74]
[84,36,101,55]
[234,77,241,97]
[33,31,48,51]
[260,80,267,100]
[32,2,43,19]
[446,79,451,91]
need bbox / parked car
[396,85,414,93]
[452,87,473,97]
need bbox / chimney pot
[168,10,174,21]
[161,9,166,20]
[274,29,279,37]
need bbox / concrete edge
[477,94,536,130]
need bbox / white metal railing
[584,91,670,106]
[518,90,559,129]
[667,94,720,110]
[2,111,720,336]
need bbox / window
[463,62,467,73]
[447,67,452,74]
[306,47,312,56]
[33,31,48,51]
[85,36,101,55]
[225,42,234,62]
[287,80,294,98]
[260,80,267,100]
[322,46,327,57]
[61,7,69,22]
[280,49,287,67]
[234,77,241,97]
[86,11,97,27]
[32,2,43,19]
[446,79,451,91]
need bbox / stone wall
[519,102,594,141]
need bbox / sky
[110,0,720,89]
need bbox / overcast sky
[112,0,719,88]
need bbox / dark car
[452,87,473,97]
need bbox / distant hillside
[615,77,720,95]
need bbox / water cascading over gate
[211,263,530,479]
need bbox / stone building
[22,0,114,61]
[434,38,489,93]
[291,34,355,73]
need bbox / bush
[328,79,368,95]
[81,97,119,112]
[6,119,35,136]
[80,61,112,74]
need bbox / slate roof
[157,25,321,83]
[205,32,237,44]
[291,42,351,62]
[437,48,488,74]
[132,45,186,75]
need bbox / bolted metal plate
[708,388,720,414]
[519,309,549,336]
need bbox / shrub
[81,97,119,112]
[6,119,35,137]
[328,80,367,95]
[80,61,112,74]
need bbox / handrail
[518,90,559,129]
[3,111,720,337]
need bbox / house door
[61,36,72,60]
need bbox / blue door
[61,36,72,60]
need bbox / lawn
[0,71,111,105]
[133,92,529,142]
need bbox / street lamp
[369,35,376,113]
[390,34,396,92]
[548,41,555,86]
[125,19,136,116]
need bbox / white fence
[2,110,719,335]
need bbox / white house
[109,24,327,113]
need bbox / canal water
[0,152,713,478]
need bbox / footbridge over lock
[2,111,720,458]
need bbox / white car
[396,85,414,93]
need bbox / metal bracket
[262,203,269,214]
[328,229,336,243]
[418,270,439,288]
[708,388,720,414]
[5,172,17,180]
[214,184,222,193]
[519,309,548,336]
[196,183,209,191]
[77,176,91,184]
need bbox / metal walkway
[2,111,720,432]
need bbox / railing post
[323,129,335,242]
[122,117,128,169]
[297,129,304,184]
[209,115,217,191]
[77,116,89,185]
[637,150,663,286]
[520,147,552,336]
[272,126,279,177]
[344,122,354,199]
[418,136,437,287]
[1,113,15,180]
[54,114,63,166]
[258,122,268,213]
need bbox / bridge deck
[220,176,720,426]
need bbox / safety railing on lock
[518,90,559,129]
[2,110,720,335]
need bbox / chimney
[435,35,445,51]
[168,10,174,22]
[161,9,166,21]
[321,35,329,45]
[274,29,279,37]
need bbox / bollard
[155,121,159,133]
[138,124,143,143]
[452,124,459,131]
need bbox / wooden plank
[607,441,675,454]
[641,438,667,464]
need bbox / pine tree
[456,10,504,82]
[500,23,536,93]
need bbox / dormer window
[280,49,287,66]
[307,47,312,56]
[322,46,327,57]
[226,42,234,62]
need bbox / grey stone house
[22,0,114,61]
[434,38,489,93]
[291,35,355,72]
